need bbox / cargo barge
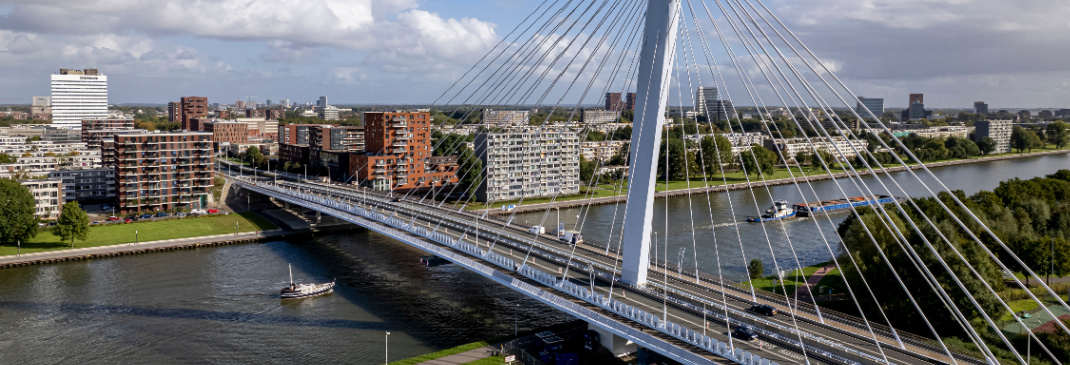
[792,195,897,217]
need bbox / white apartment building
[580,109,621,124]
[581,140,627,162]
[474,129,580,202]
[51,69,108,129]
[909,126,974,140]
[49,168,116,204]
[0,139,101,178]
[482,109,530,126]
[695,87,718,116]
[974,120,1013,154]
[21,178,63,220]
[763,137,870,161]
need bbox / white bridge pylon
[621,0,682,286]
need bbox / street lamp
[135,230,138,244]
[385,331,391,364]
[235,221,239,236]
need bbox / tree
[1011,126,1043,153]
[53,201,89,247]
[978,137,996,155]
[457,147,483,197]
[656,138,696,180]
[748,259,764,280]
[699,135,733,175]
[1047,121,1070,149]
[740,145,776,177]
[0,152,16,164]
[0,178,38,244]
[246,146,262,162]
[579,155,597,185]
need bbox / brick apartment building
[351,111,457,191]
[178,96,208,130]
[81,119,137,148]
[101,131,215,214]
[205,121,249,146]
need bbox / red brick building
[179,96,208,130]
[205,121,249,146]
[351,111,457,191]
[101,131,214,214]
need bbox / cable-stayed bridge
[226,0,1070,363]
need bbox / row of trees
[836,170,1070,360]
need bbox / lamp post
[17,240,20,256]
[385,331,390,364]
[235,221,239,236]
[135,230,138,244]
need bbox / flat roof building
[101,131,215,214]
[51,68,107,129]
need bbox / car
[392,197,403,202]
[190,209,207,215]
[107,216,120,221]
[207,209,220,214]
[176,212,188,218]
[124,218,133,223]
[733,326,759,341]
[156,212,170,217]
[750,304,778,316]
[140,214,153,219]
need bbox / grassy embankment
[0,213,277,256]
[387,341,490,365]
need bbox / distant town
[0,68,1067,222]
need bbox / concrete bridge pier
[587,323,637,357]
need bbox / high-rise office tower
[51,68,108,129]
[694,87,719,117]
[974,101,989,115]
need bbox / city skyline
[0,1,1068,108]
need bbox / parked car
[750,304,778,316]
[190,209,207,215]
[156,212,170,217]
[207,209,220,214]
[124,218,133,223]
[107,216,120,221]
[733,326,759,341]
[176,212,188,218]
[91,221,99,225]
[140,214,153,219]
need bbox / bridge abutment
[587,322,637,357]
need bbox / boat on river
[280,264,335,299]
[747,200,796,222]
[792,195,898,217]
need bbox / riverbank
[482,148,1070,215]
[0,224,361,269]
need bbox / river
[0,233,571,363]
[513,152,1070,281]
[0,153,1065,362]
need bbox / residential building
[205,121,249,146]
[319,105,340,120]
[81,119,138,148]
[708,100,736,122]
[694,87,719,117]
[309,125,364,152]
[580,109,620,124]
[974,101,989,115]
[31,96,51,120]
[179,96,209,130]
[278,123,337,146]
[1056,109,1070,118]
[581,140,626,162]
[168,101,181,122]
[908,126,973,139]
[625,92,636,111]
[351,111,457,191]
[909,94,924,105]
[474,129,579,202]
[238,118,279,139]
[1017,110,1032,121]
[605,92,623,111]
[101,131,215,214]
[48,168,115,204]
[855,96,884,118]
[51,68,108,129]
[973,120,1013,154]
[0,139,102,178]
[21,179,63,220]
[235,100,247,110]
[482,109,530,126]
[763,137,869,161]
[1039,110,1054,120]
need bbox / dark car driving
[733,326,759,341]
[750,304,778,316]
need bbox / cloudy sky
[0,0,1067,108]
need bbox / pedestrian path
[415,345,498,365]
[798,264,835,303]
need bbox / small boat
[747,200,796,222]
[280,264,335,299]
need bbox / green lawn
[463,356,505,365]
[741,262,827,296]
[0,213,277,256]
[388,341,489,365]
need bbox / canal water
[514,153,1070,281]
[0,153,1064,361]
[0,233,571,363]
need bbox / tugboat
[747,200,796,222]
[280,264,335,299]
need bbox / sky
[0,0,1067,109]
